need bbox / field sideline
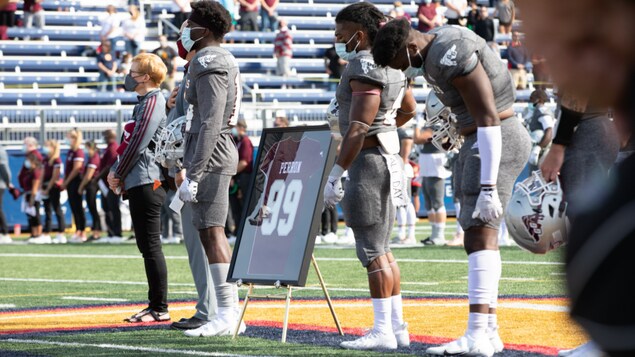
[0,220,586,356]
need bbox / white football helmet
[425,91,462,153]
[154,115,187,169]
[326,98,341,138]
[505,170,569,254]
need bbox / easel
[232,255,344,343]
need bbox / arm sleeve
[186,70,229,182]
[115,94,163,179]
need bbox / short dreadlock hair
[335,2,386,44]
[190,1,232,41]
[372,18,411,67]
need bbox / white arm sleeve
[477,126,502,186]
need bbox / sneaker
[558,341,604,357]
[401,235,417,245]
[162,236,182,244]
[394,322,410,348]
[336,234,355,245]
[184,315,244,337]
[488,326,504,353]
[322,232,338,244]
[340,329,398,350]
[27,235,52,244]
[108,236,125,244]
[52,234,67,244]
[426,335,495,356]
[0,234,13,244]
[421,237,447,246]
[69,235,85,243]
[314,235,323,245]
[447,233,464,247]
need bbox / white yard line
[499,302,569,312]
[400,282,440,286]
[0,277,194,286]
[61,297,129,302]
[1,339,247,356]
[0,304,16,309]
[0,253,564,265]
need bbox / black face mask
[124,74,143,92]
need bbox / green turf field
[0,220,569,356]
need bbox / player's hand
[175,169,186,188]
[323,164,345,208]
[540,144,565,182]
[167,87,179,110]
[528,145,541,166]
[179,177,198,203]
[472,186,503,222]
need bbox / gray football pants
[181,202,217,320]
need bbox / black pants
[67,177,85,231]
[128,184,168,312]
[102,186,122,237]
[229,173,250,235]
[0,189,7,234]
[85,181,101,232]
[43,186,65,233]
[25,193,41,230]
[321,205,338,236]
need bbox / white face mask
[403,47,425,78]
[334,31,361,61]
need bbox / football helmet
[424,91,462,153]
[154,115,186,169]
[505,170,568,254]
[326,98,341,138]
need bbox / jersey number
[261,179,303,237]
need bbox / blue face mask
[404,47,425,79]
[180,27,206,52]
[231,127,239,137]
[335,31,361,61]
[43,146,51,155]
[24,160,32,169]
[527,103,535,109]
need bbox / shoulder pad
[348,56,386,88]
[189,47,235,77]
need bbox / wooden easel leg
[312,255,344,336]
[233,283,253,339]
[281,285,292,343]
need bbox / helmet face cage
[155,116,186,168]
[425,107,462,153]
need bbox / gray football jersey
[336,50,408,137]
[183,46,241,181]
[423,25,515,129]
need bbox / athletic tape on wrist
[477,126,502,186]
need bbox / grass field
[0,220,586,356]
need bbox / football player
[517,0,634,355]
[524,89,554,174]
[158,21,219,331]
[176,1,245,337]
[322,2,417,350]
[373,20,532,356]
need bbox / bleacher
[0,0,534,145]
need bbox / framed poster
[228,125,337,287]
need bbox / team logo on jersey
[522,209,545,243]
[440,44,458,67]
[198,54,217,69]
[360,59,377,74]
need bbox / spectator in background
[525,89,554,174]
[41,139,66,244]
[100,5,122,59]
[444,0,467,26]
[506,31,531,89]
[465,0,478,30]
[531,54,549,90]
[152,35,178,92]
[118,52,133,76]
[171,0,191,37]
[417,0,441,33]
[389,1,411,23]
[0,0,18,40]
[61,129,87,243]
[94,129,122,241]
[475,5,495,42]
[273,111,289,127]
[0,144,13,244]
[122,5,146,56]
[20,151,44,244]
[273,19,292,77]
[78,141,102,241]
[494,0,514,43]
[97,41,118,91]
[219,0,238,39]
[23,0,45,32]
[238,0,259,31]
[229,119,253,237]
[260,0,278,32]
[324,43,346,92]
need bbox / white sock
[406,204,417,238]
[210,263,236,311]
[391,294,404,330]
[489,250,502,330]
[437,222,446,239]
[467,312,489,339]
[488,313,498,331]
[372,297,392,334]
[396,206,406,238]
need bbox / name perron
[279,161,303,174]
